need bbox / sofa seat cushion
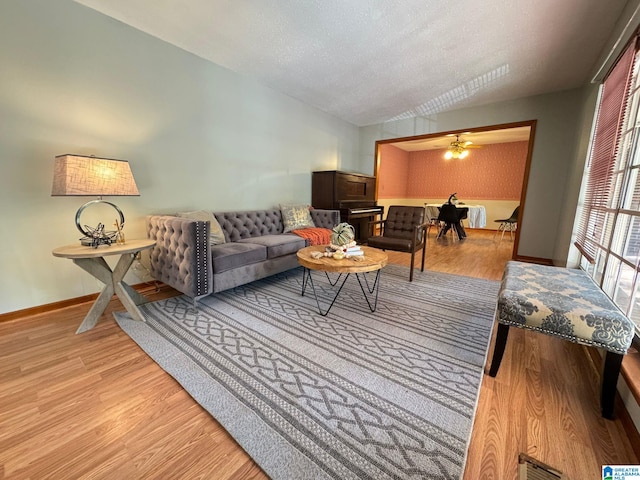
[211,243,267,274]
[237,234,305,259]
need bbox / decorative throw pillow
[178,210,226,245]
[280,204,315,233]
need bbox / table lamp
[51,154,140,247]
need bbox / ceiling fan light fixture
[444,134,471,159]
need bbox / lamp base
[80,236,115,247]
[80,238,96,247]
[76,199,125,248]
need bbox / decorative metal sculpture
[81,222,118,248]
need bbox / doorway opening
[373,120,537,259]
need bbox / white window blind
[574,39,637,262]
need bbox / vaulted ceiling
[74,0,629,126]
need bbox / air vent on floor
[518,453,565,480]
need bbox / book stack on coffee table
[344,245,364,257]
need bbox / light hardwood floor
[0,229,637,479]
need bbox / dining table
[424,203,487,228]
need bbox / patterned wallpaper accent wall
[401,141,528,200]
[378,144,409,198]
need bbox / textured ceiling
[74,0,628,126]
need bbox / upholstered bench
[488,260,635,419]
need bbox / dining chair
[367,206,429,281]
[493,206,519,241]
[425,217,440,237]
[436,204,467,240]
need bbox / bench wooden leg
[601,350,624,420]
[488,323,510,377]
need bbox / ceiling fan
[444,134,482,159]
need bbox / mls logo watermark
[603,465,640,480]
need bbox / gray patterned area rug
[114,264,499,480]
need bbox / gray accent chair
[367,205,429,282]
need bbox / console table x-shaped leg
[72,253,148,333]
[52,239,156,334]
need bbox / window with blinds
[575,35,640,333]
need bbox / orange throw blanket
[291,227,332,246]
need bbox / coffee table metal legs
[301,268,382,316]
[355,270,382,312]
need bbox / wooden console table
[52,239,156,334]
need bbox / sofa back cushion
[177,210,226,245]
[214,210,284,242]
[280,203,315,232]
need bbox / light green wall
[0,0,360,313]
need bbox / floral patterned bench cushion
[497,261,635,354]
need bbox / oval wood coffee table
[296,245,388,316]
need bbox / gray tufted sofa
[146,208,340,303]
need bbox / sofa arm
[146,215,213,300]
[311,209,341,229]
